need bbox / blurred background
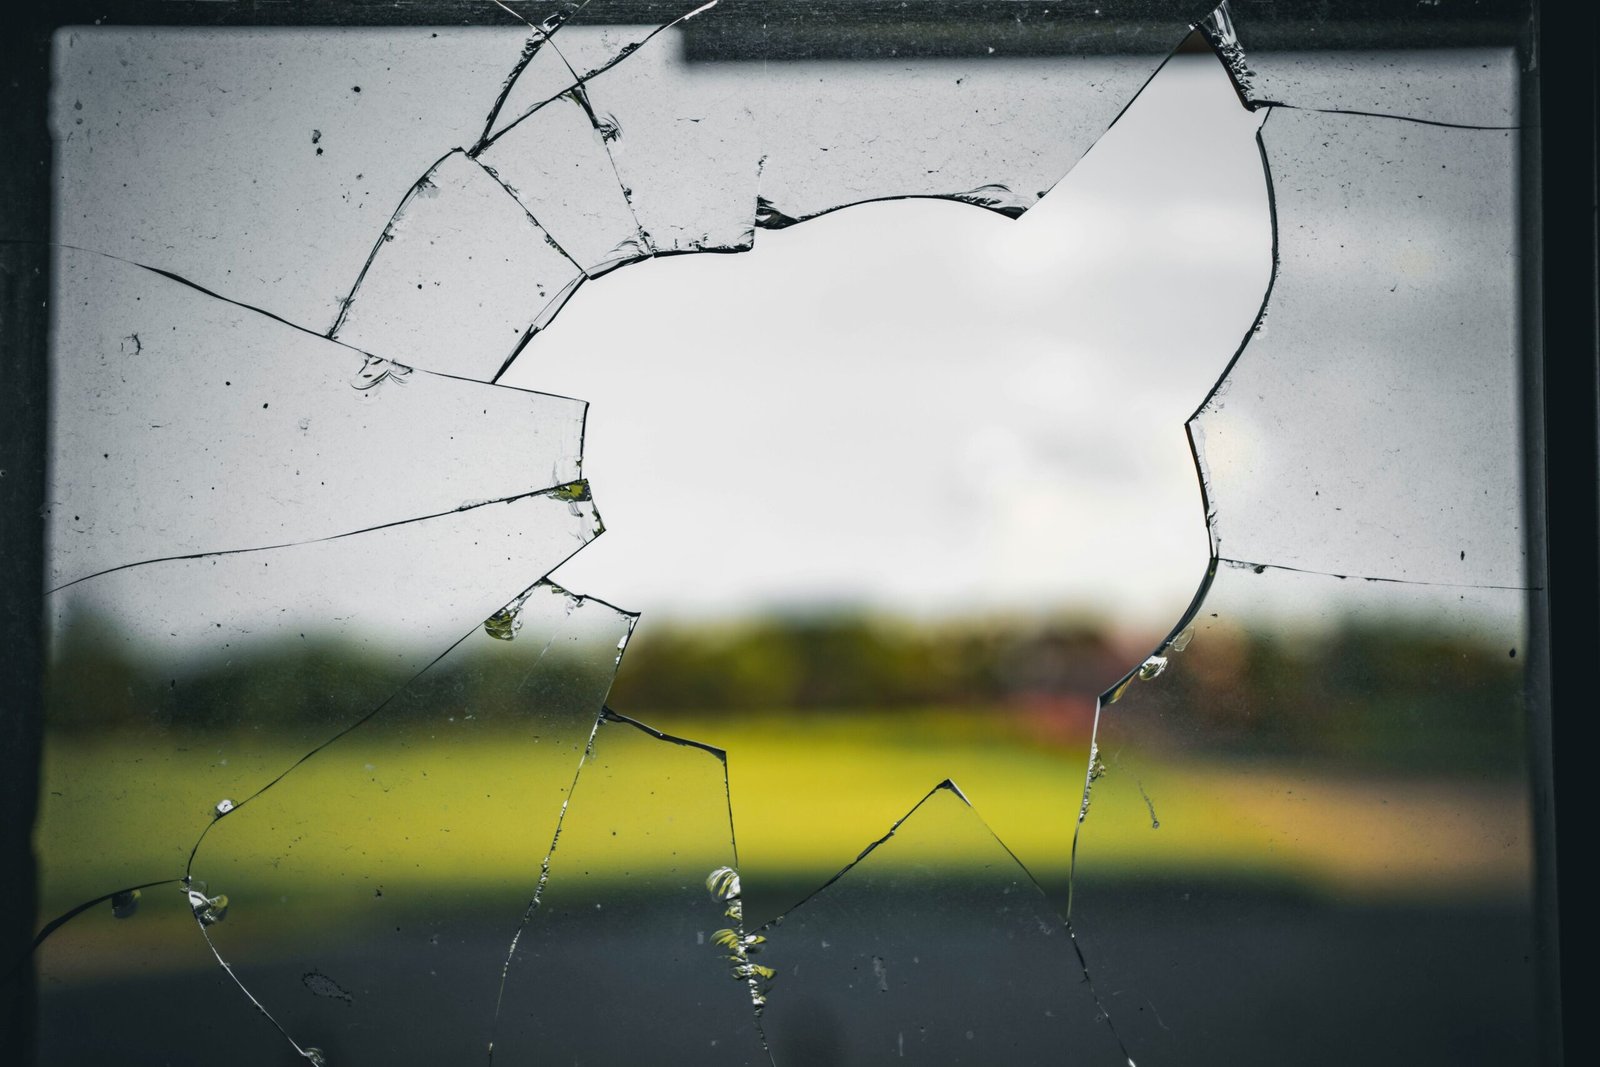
[35,7,1540,1065]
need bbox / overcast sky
[49,27,1523,648]
[503,50,1269,629]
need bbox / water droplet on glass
[213,798,235,818]
[549,480,591,503]
[705,867,770,1010]
[482,606,521,641]
[1169,625,1195,653]
[110,889,140,919]
[302,970,354,1003]
[1137,655,1168,681]
[187,888,230,926]
[706,866,741,902]
[351,353,411,391]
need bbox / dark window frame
[1,2,1589,1062]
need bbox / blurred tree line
[46,608,1525,773]
[607,614,1122,712]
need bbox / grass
[37,707,1533,927]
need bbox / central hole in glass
[500,49,1269,915]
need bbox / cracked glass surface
[30,2,1541,1064]
[490,709,762,1064]
[756,782,1132,1065]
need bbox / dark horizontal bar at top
[22,0,1530,57]
[690,17,1530,61]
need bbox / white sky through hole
[504,50,1271,631]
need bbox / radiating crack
[478,4,572,143]
[0,239,374,357]
[486,707,605,1064]
[21,879,182,961]
[467,154,588,270]
[192,907,327,1066]
[487,704,771,1065]
[49,481,592,594]
[1217,557,1539,592]
[327,148,459,338]
[1254,103,1523,132]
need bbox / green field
[38,707,1532,925]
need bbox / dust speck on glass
[30,1,1541,1064]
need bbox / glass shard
[745,1,1234,228]
[570,24,762,254]
[490,710,766,1065]
[1193,109,1524,588]
[475,90,648,276]
[329,150,588,381]
[754,37,1182,227]
[757,783,1131,1066]
[48,247,586,587]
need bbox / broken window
[8,2,1555,1064]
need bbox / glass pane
[28,3,1543,1064]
